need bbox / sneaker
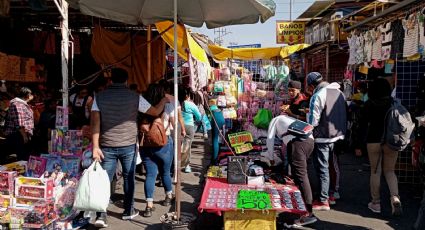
[328,196,336,205]
[94,213,108,228]
[163,195,175,206]
[143,206,155,217]
[333,191,341,200]
[122,208,139,220]
[391,196,403,216]
[203,133,209,139]
[294,214,317,226]
[368,202,381,213]
[184,165,192,173]
[312,201,330,211]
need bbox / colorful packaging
[22,199,57,228]
[55,106,68,129]
[63,130,83,156]
[15,177,54,200]
[61,156,81,179]
[0,161,27,175]
[0,171,17,196]
[26,156,47,178]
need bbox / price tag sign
[234,143,253,154]
[236,190,272,210]
[228,132,253,147]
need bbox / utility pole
[214,28,231,46]
[290,0,292,22]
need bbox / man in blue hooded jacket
[306,72,347,211]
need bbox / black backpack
[382,98,415,151]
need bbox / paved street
[82,135,422,230]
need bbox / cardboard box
[15,177,54,200]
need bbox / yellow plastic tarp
[208,43,309,61]
[155,21,209,64]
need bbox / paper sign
[276,21,305,45]
[235,143,253,154]
[236,190,272,210]
[228,131,253,147]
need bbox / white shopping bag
[73,161,110,212]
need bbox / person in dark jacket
[355,77,402,216]
[306,72,347,211]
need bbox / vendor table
[198,178,308,216]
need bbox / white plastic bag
[73,161,110,212]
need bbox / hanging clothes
[390,19,405,60]
[275,64,290,93]
[363,31,373,63]
[403,13,419,58]
[355,35,365,64]
[380,22,392,60]
[419,9,425,57]
[265,64,277,81]
[347,35,357,65]
[371,28,382,60]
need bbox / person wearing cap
[306,72,347,211]
[281,80,309,121]
[266,115,317,227]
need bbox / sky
[190,0,315,48]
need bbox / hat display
[307,72,323,85]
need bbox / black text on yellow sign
[276,21,305,45]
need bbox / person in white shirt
[266,115,316,227]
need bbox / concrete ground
[82,135,423,230]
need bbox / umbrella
[69,0,276,29]
[69,0,276,223]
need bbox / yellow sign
[276,21,305,45]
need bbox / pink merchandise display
[0,171,17,196]
[198,178,308,216]
[26,156,47,178]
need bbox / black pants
[287,138,315,213]
[6,132,31,161]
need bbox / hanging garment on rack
[355,35,365,64]
[403,13,419,58]
[363,31,373,63]
[390,19,405,59]
[371,28,382,60]
[419,10,425,56]
[347,35,357,65]
[275,64,290,93]
[380,22,392,60]
[265,65,277,81]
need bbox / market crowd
[1,67,422,228]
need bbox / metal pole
[290,0,292,22]
[325,44,329,81]
[173,0,181,221]
[147,25,152,84]
[61,0,69,110]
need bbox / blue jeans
[312,142,334,202]
[100,144,136,213]
[141,136,173,201]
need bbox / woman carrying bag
[139,84,175,217]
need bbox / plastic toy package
[55,106,68,129]
[26,156,47,178]
[0,161,27,175]
[22,200,57,228]
[0,171,17,196]
[15,177,54,200]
